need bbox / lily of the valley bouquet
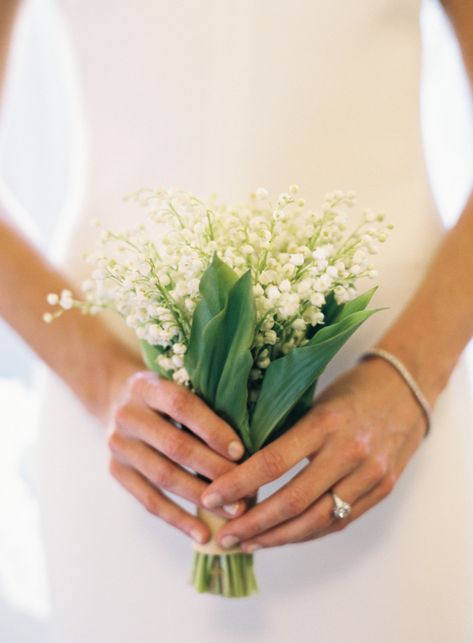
[44,184,392,597]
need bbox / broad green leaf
[212,270,255,446]
[185,254,239,381]
[250,308,379,451]
[184,259,255,449]
[264,378,318,446]
[199,253,238,316]
[333,286,378,322]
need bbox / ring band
[331,491,352,519]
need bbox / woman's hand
[104,364,247,544]
[200,356,428,552]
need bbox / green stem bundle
[190,501,259,598]
[190,551,258,597]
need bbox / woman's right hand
[106,369,247,544]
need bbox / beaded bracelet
[358,347,432,438]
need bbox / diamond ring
[330,491,352,519]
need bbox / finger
[312,428,421,541]
[110,431,244,519]
[114,401,240,483]
[108,458,210,543]
[238,454,387,551]
[131,372,245,460]
[201,412,328,510]
[214,436,369,547]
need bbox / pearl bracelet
[358,347,432,438]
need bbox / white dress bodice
[33,3,473,642]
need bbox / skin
[0,0,246,545]
[1,0,472,551]
[200,0,473,551]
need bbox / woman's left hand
[200,354,429,552]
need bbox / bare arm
[375,0,473,403]
[0,0,245,543]
[0,0,142,422]
[0,0,21,102]
[199,3,473,551]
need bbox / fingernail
[244,543,261,553]
[228,440,244,460]
[190,529,205,544]
[202,492,223,509]
[221,535,240,549]
[223,503,239,516]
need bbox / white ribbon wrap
[192,508,241,555]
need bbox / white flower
[126,314,140,328]
[59,289,73,310]
[250,368,263,381]
[291,318,306,331]
[255,187,269,200]
[289,253,304,266]
[279,279,291,292]
[264,330,278,345]
[171,355,184,368]
[49,184,390,394]
[313,274,332,292]
[172,367,190,385]
[173,343,187,355]
[309,292,325,307]
[266,285,280,301]
[256,355,271,369]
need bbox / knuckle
[368,454,388,482]
[166,387,190,418]
[107,429,123,454]
[315,404,346,435]
[164,433,191,463]
[153,463,176,490]
[345,434,371,464]
[379,471,397,497]
[129,371,148,398]
[114,402,131,427]
[108,457,120,478]
[282,486,309,515]
[259,447,286,479]
[143,491,161,516]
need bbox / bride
[1,0,473,641]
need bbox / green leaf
[264,378,318,446]
[185,254,238,382]
[250,308,379,451]
[184,257,255,449]
[199,253,239,316]
[333,286,378,322]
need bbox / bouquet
[44,184,392,597]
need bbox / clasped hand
[107,357,426,549]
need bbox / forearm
[0,208,142,424]
[0,1,21,105]
[375,188,473,406]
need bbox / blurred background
[0,0,472,640]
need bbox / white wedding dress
[34,1,473,641]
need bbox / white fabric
[34,1,473,641]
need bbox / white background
[0,0,472,640]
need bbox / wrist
[356,354,429,435]
[80,334,143,427]
[372,329,449,408]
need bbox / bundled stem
[190,506,258,598]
